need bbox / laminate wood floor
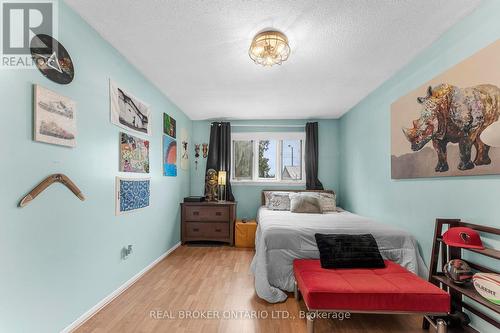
[75,246,428,333]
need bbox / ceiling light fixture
[249,30,290,67]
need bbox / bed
[250,190,428,303]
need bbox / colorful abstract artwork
[34,84,77,147]
[110,80,151,136]
[163,113,176,138]
[163,135,177,176]
[115,177,150,215]
[391,39,500,179]
[119,132,150,173]
[180,128,189,170]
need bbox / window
[231,132,305,184]
[233,140,253,180]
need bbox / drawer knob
[215,228,222,232]
[193,211,200,216]
[215,212,222,216]
[193,228,199,232]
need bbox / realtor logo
[1,0,58,68]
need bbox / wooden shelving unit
[423,219,500,332]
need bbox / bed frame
[260,189,335,206]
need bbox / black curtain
[305,122,324,190]
[205,122,235,201]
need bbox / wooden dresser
[181,201,236,245]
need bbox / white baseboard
[61,242,181,333]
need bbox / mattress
[250,207,428,303]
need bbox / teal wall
[0,2,191,332]
[338,1,500,332]
[190,119,340,219]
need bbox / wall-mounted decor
[119,132,149,173]
[194,144,200,170]
[19,174,85,208]
[115,177,150,215]
[30,34,75,84]
[110,80,151,136]
[163,135,177,176]
[34,84,77,147]
[180,128,189,170]
[202,143,209,158]
[391,39,500,179]
[163,113,176,138]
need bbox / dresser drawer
[185,222,229,238]
[185,206,229,221]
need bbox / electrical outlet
[121,244,133,260]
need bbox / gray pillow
[268,193,291,210]
[290,193,322,213]
[318,192,337,212]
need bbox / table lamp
[218,171,227,201]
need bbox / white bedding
[250,207,428,303]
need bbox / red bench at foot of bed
[293,259,450,333]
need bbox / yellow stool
[235,220,257,248]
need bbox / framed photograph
[115,177,150,215]
[391,39,500,179]
[163,135,177,176]
[110,80,151,136]
[163,113,176,138]
[119,132,150,173]
[34,84,77,147]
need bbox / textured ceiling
[65,0,481,120]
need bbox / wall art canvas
[34,85,77,147]
[180,128,189,170]
[163,135,177,176]
[115,177,150,215]
[119,132,150,173]
[110,80,151,135]
[391,39,500,179]
[163,113,176,138]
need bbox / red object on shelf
[442,227,485,250]
[293,259,450,313]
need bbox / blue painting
[163,135,177,176]
[116,177,150,215]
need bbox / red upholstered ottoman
[293,259,450,333]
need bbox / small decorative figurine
[202,143,209,158]
[205,169,218,201]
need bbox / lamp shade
[218,171,227,185]
[481,121,500,147]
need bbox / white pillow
[268,193,291,210]
[264,191,290,207]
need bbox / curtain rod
[229,124,305,128]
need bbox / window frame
[231,132,306,185]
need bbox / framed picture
[163,113,176,138]
[110,80,151,136]
[119,132,150,173]
[391,39,500,179]
[34,84,77,147]
[163,135,177,176]
[115,177,150,215]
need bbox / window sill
[231,181,306,186]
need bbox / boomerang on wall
[19,174,85,208]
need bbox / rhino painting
[402,84,500,172]
[392,39,500,179]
